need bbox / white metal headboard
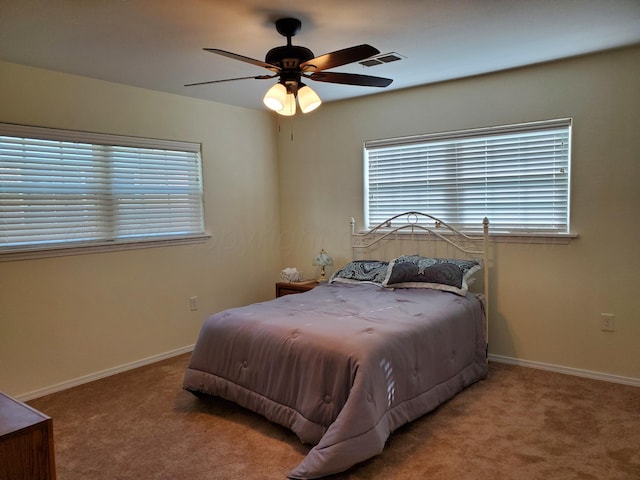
[350,211,490,343]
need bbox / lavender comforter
[183,282,487,478]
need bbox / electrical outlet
[600,313,615,332]
[189,296,199,311]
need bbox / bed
[183,212,490,479]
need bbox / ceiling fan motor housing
[265,45,314,68]
[265,45,314,92]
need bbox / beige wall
[1,45,638,398]
[0,62,280,398]
[278,45,640,380]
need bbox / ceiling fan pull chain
[275,117,294,141]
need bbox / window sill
[0,234,211,262]
[488,232,578,245]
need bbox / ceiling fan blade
[300,44,380,72]
[184,75,275,87]
[204,48,280,72]
[308,71,393,88]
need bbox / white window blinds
[0,123,204,253]
[365,119,571,233]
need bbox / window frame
[363,119,576,243]
[0,123,208,261]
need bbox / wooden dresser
[0,392,56,480]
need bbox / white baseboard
[17,347,636,402]
[17,345,194,402]
[488,354,640,388]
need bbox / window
[0,123,205,257]
[364,119,571,234]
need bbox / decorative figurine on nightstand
[312,249,333,282]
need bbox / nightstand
[276,281,319,298]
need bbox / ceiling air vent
[359,52,405,67]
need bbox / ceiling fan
[185,17,393,115]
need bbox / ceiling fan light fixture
[263,83,287,111]
[297,85,322,113]
[278,92,297,116]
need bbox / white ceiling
[1,0,639,111]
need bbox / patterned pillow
[329,260,389,285]
[381,255,481,296]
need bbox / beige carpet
[29,354,640,480]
